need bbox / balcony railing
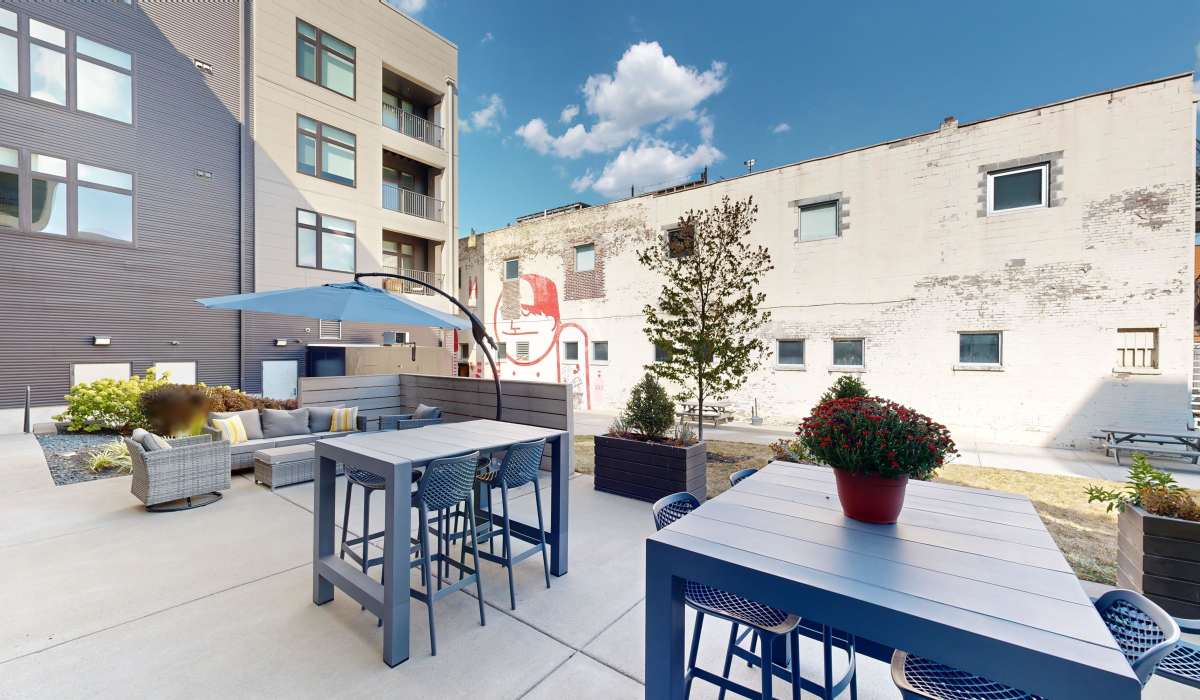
[381,267,445,296]
[382,182,444,223]
[382,102,444,149]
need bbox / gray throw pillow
[261,408,310,438]
[307,405,341,433]
[413,403,440,420]
[209,409,264,441]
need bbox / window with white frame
[1116,328,1158,370]
[776,339,805,367]
[832,338,864,368]
[592,340,608,362]
[503,258,519,280]
[987,163,1048,214]
[75,35,132,123]
[574,243,595,272]
[563,340,579,361]
[318,319,341,340]
[0,8,16,95]
[958,332,1001,365]
[798,200,839,241]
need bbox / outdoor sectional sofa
[201,406,366,471]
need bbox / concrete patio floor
[0,468,1196,699]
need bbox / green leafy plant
[799,396,956,480]
[54,369,170,433]
[818,375,869,405]
[1085,454,1197,520]
[87,441,132,473]
[769,438,812,464]
[141,383,210,437]
[618,373,676,440]
[204,386,297,413]
[638,196,773,440]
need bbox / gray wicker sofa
[202,406,368,472]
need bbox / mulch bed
[36,433,129,486]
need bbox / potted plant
[1086,455,1200,616]
[799,396,955,523]
[594,373,706,502]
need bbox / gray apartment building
[0,0,459,429]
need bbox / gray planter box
[593,435,706,503]
[1117,505,1200,617]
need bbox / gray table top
[314,419,568,469]
[649,460,1137,695]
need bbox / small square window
[832,338,864,367]
[504,258,519,280]
[667,225,694,258]
[799,200,838,241]
[1116,328,1158,370]
[777,340,805,367]
[987,163,1048,214]
[496,342,507,360]
[654,343,672,363]
[575,243,595,272]
[592,341,608,362]
[460,342,470,359]
[958,332,1001,365]
[563,341,579,361]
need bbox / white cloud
[461,93,505,133]
[771,122,791,134]
[560,104,580,124]
[570,170,596,192]
[588,140,722,198]
[515,41,726,158]
[385,0,426,15]
[481,32,494,44]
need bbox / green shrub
[818,375,868,405]
[55,369,169,433]
[87,441,132,473]
[141,384,210,437]
[204,386,297,413]
[620,373,675,439]
[1085,454,1199,521]
[769,438,811,464]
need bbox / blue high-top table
[645,461,1140,699]
[312,419,570,667]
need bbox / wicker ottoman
[254,445,340,489]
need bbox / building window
[297,209,355,273]
[958,332,1001,365]
[1116,328,1158,370]
[667,224,694,258]
[832,338,864,368]
[654,343,672,363]
[29,19,66,106]
[30,153,67,235]
[563,341,579,362]
[503,258,519,280]
[77,162,133,242]
[515,341,530,361]
[1,149,133,242]
[574,243,595,272]
[297,115,355,186]
[777,339,805,367]
[460,341,470,360]
[0,146,17,228]
[318,319,342,340]
[592,341,608,363]
[71,362,131,386]
[987,163,1048,214]
[151,361,196,384]
[75,35,132,123]
[296,19,355,99]
[496,342,507,360]
[0,8,16,94]
[799,200,839,241]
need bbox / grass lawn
[572,436,1125,584]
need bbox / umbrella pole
[355,273,503,422]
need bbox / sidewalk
[0,433,53,494]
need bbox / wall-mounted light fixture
[92,336,111,346]
[274,338,289,347]
[168,340,181,346]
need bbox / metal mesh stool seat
[345,467,385,488]
[685,582,796,632]
[891,651,1042,700]
[1154,616,1200,688]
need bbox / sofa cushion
[210,409,264,441]
[306,405,341,433]
[254,444,314,465]
[311,430,355,440]
[229,437,277,455]
[413,403,441,420]
[261,408,310,438]
[273,434,316,448]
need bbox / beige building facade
[462,74,1197,448]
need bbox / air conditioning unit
[382,331,409,345]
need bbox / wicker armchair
[125,434,232,512]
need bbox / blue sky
[394,0,1200,237]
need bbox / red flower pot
[833,469,909,524]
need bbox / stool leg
[361,488,371,575]
[685,611,704,698]
[789,628,801,700]
[467,490,486,626]
[532,479,551,589]
[761,632,774,700]
[822,626,833,700]
[418,503,437,656]
[500,482,516,610]
[339,481,352,560]
[718,622,737,700]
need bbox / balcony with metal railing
[382,102,444,149]
[382,182,444,223]
[380,267,445,296]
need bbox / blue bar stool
[1156,616,1200,688]
[729,468,757,487]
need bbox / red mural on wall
[490,273,592,410]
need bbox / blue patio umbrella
[197,273,504,419]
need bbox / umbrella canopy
[196,280,470,330]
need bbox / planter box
[593,435,706,503]
[1117,505,1200,617]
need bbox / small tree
[621,373,675,439]
[637,196,773,440]
[818,375,869,405]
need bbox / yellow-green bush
[55,369,170,433]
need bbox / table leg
[382,461,412,667]
[645,543,685,700]
[549,433,570,576]
[313,455,336,606]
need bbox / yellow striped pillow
[330,406,358,432]
[211,415,248,445]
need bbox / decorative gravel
[37,433,130,486]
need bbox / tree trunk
[697,371,705,442]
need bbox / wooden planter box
[1117,505,1200,617]
[593,435,706,503]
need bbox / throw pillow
[209,409,264,440]
[261,408,310,438]
[141,432,173,451]
[307,405,341,433]
[330,406,359,432]
[413,403,441,420]
[211,415,249,445]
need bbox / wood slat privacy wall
[298,373,573,434]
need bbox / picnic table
[1097,427,1200,465]
[645,460,1141,699]
[312,419,571,666]
[677,400,733,427]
